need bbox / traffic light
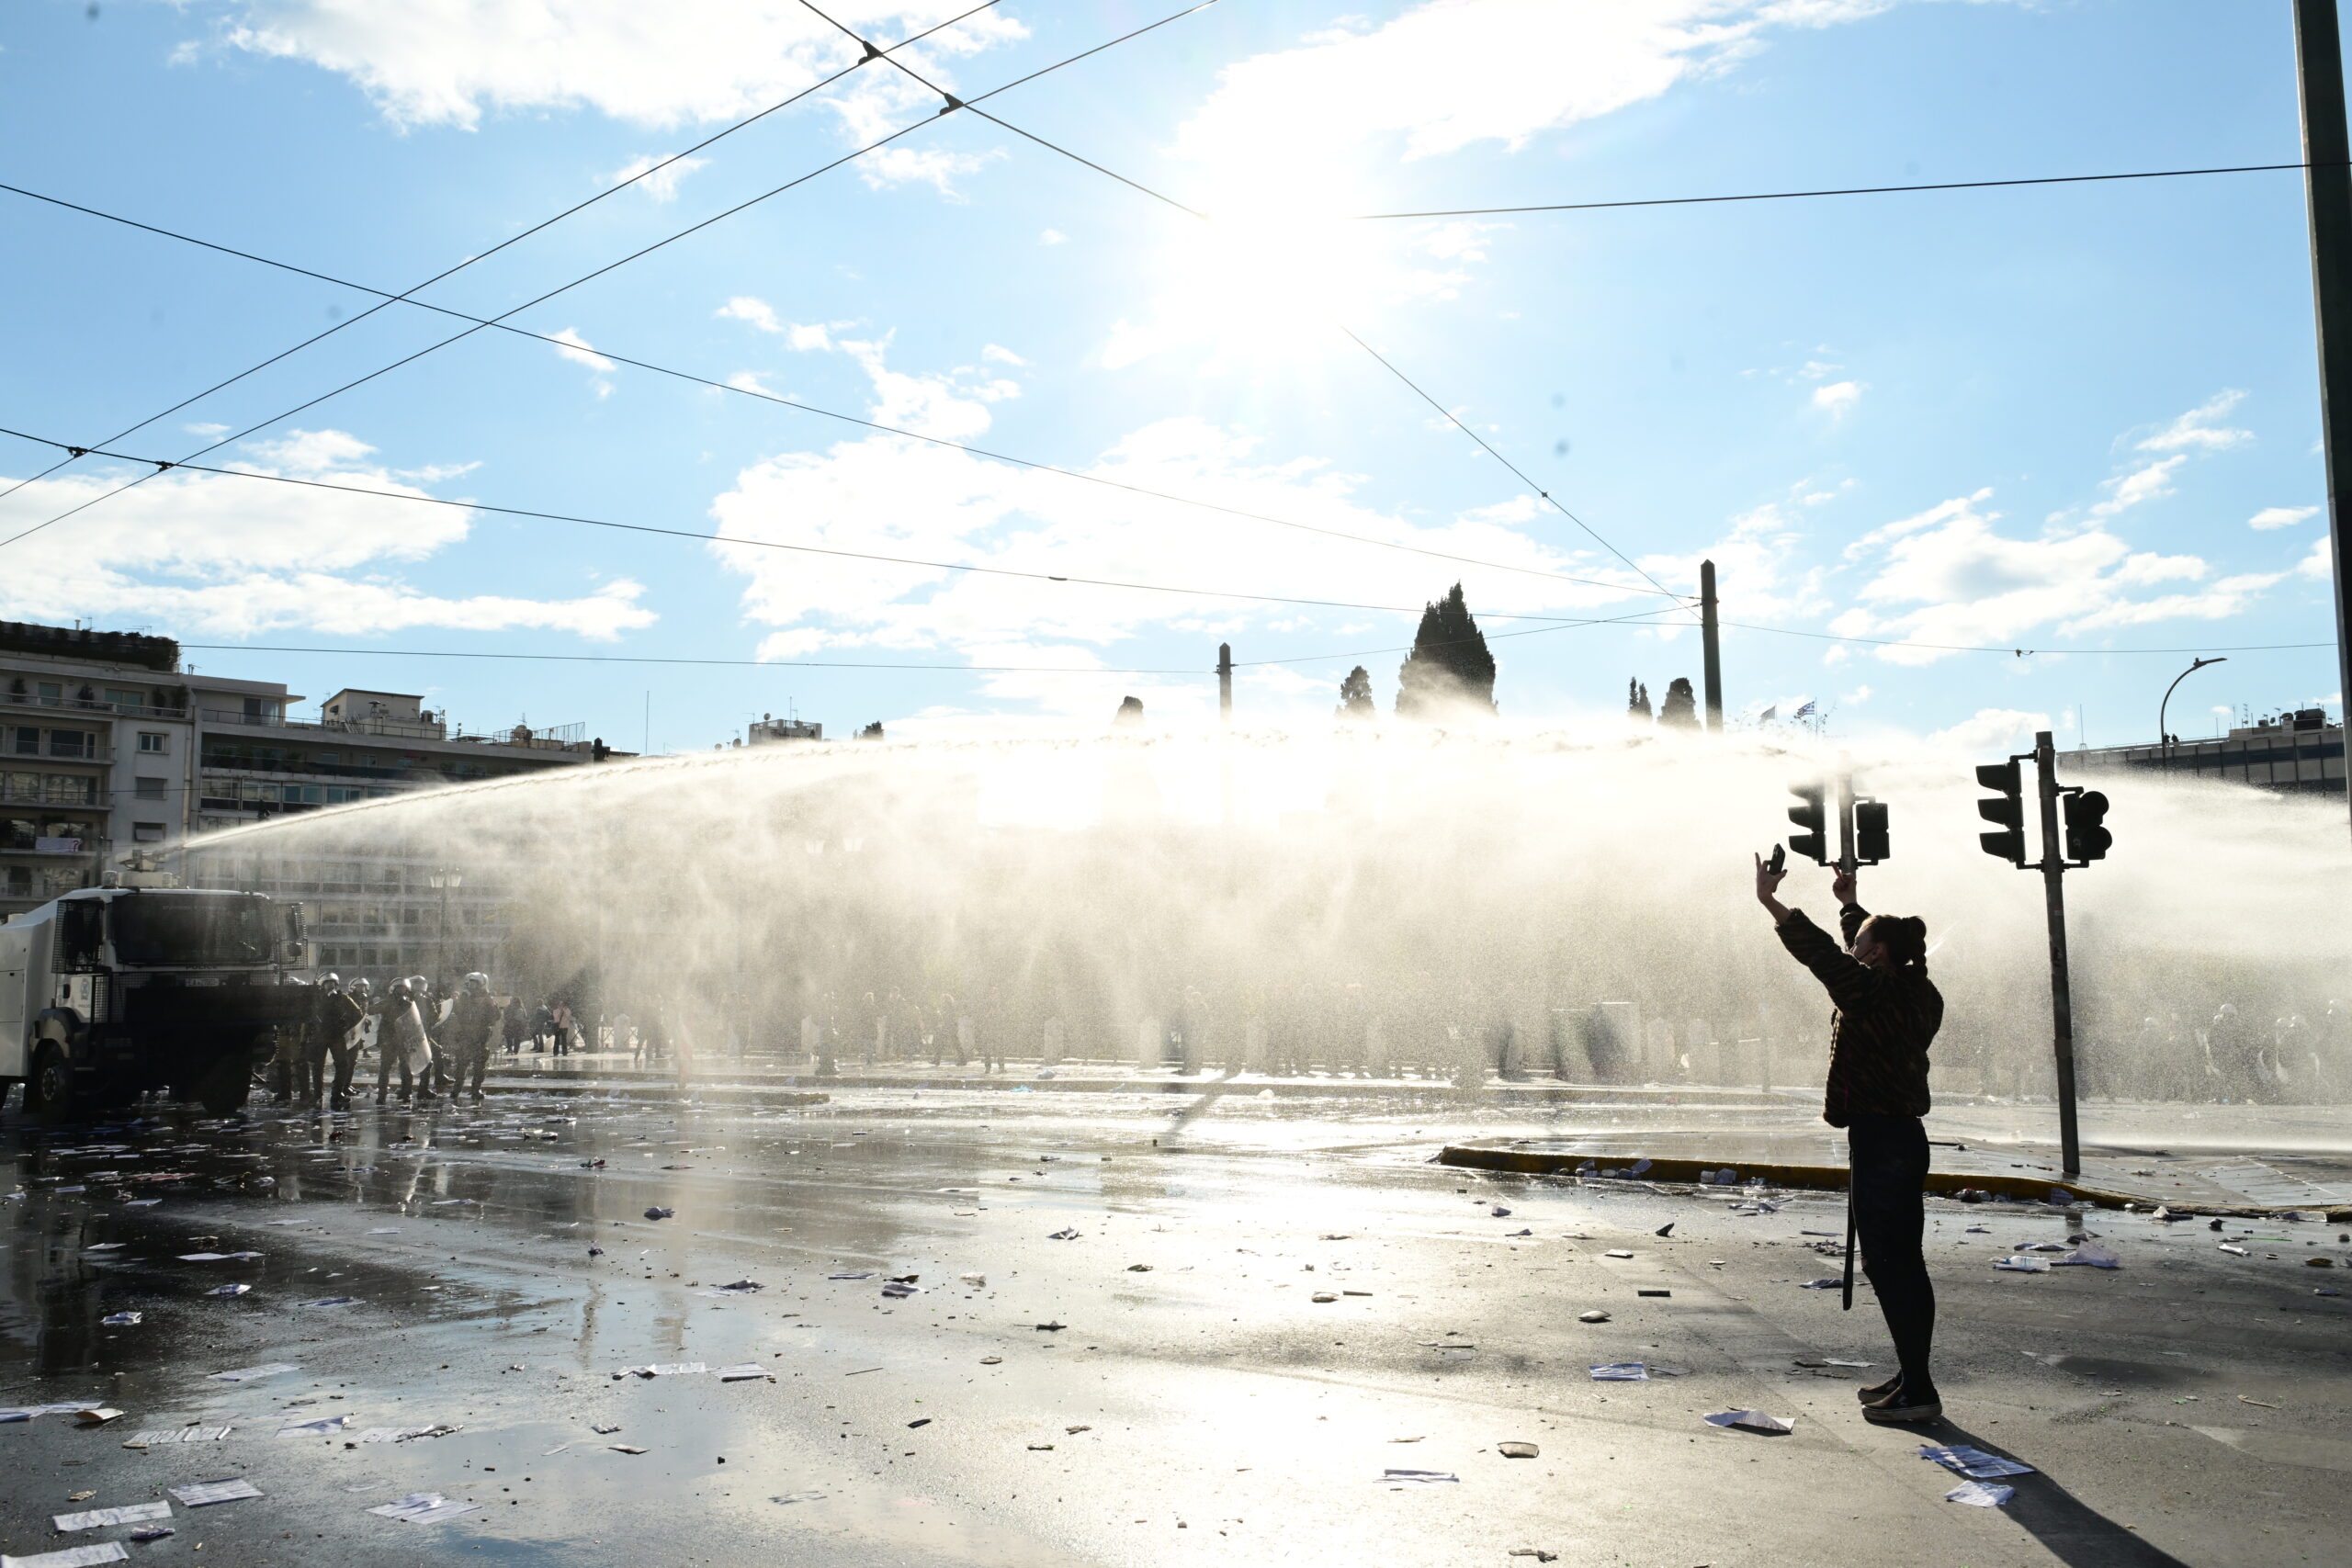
[2063,789,2111,862]
[1786,778,1827,864]
[1853,799,1890,863]
[1975,761,2026,863]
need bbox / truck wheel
[197,1055,251,1117]
[28,1046,80,1127]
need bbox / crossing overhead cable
[172,605,1669,679]
[1342,161,2312,221]
[1712,618,2336,659]
[0,201,1674,599]
[0,0,1009,513]
[0,422,1677,624]
[0,0,1221,557]
[820,40,1690,613]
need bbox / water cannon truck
[0,870,311,1122]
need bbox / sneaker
[1857,1373,1902,1404]
[1862,1389,1942,1424]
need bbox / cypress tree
[1336,666,1375,721]
[1657,677,1699,730]
[1395,583,1497,719]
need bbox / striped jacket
[1777,903,1941,1127]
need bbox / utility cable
[0,422,1673,624]
[1343,161,2313,221]
[1712,618,2337,658]
[0,0,1219,557]
[808,32,1690,611]
[0,0,1007,512]
[173,604,1666,679]
[0,197,1674,598]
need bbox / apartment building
[2,621,622,987]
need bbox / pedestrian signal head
[2063,788,2111,863]
[1785,777,1828,864]
[1974,761,2026,864]
[1853,799,1890,864]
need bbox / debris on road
[1508,1550,1558,1562]
[123,1427,230,1447]
[1048,1228,1081,1240]
[1995,1257,2052,1273]
[204,1284,251,1297]
[277,1416,352,1437]
[1578,1311,1610,1323]
[4,1543,131,1567]
[1498,1441,1539,1459]
[1920,1445,2035,1480]
[1946,1482,2016,1507]
[52,1500,171,1531]
[70,1411,122,1428]
[369,1491,481,1522]
[1590,1363,1649,1381]
[716,1364,767,1382]
[96,1313,139,1327]
[209,1362,298,1382]
[1380,1470,1460,1484]
[169,1479,263,1506]
[1702,1411,1793,1435]
[643,1208,674,1221]
[1603,1249,1634,1259]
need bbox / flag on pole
[1793,701,1817,720]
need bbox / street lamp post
[2158,657,2227,773]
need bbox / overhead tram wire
[1712,618,2336,659]
[1342,161,2313,222]
[0,0,1225,558]
[0,0,1010,512]
[0,199,1678,599]
[171,606,1679,680]
[0,422,1679,625]
[797,6,1691,615]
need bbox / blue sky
[0,0,2341,754]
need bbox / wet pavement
[0,1080,2346,1567]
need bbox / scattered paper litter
[52,1501,172,1531]
[1498,1441,1540,1459]
[204,1284,250,1298]
[771,1490,826,1505]
[209,1362,298,1382]
[124,1427,231,1447]
[71,1410,123,1427]
[1799,1278,1844,1289]
[1603,1249,1634,1259]
[369,1492,480,1523]
[366,1228,401,1235]
[83,1244,124,1253]
[1920,1444,2035,1480]
[715,1364,767,1382]
[609,1444,649,1455]
[2052,1243,2120,1269]
[277,1416,352,1437]
[1380,1469,1459,1484]
[618,1363,707,1379]
[1994,1257,2051,1273]
[1589,1363,1648,1382]
[300,1297,359,1308]
[1946,1481,2015,1506]
[1703,1411,1793,1435]
[170,1479,262,1506]
[1,1543,130,1567]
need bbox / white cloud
[2086,456,2184,519]
[2299,536,2334,580]
[1171,0,1897,193]
[183,422,231,439]
[1833,489,2286,661]
[0,429,655,640]
[2250,504,2320,530]
[1811,379,1863,417]
[2134,389,2251,453]
[704,339,1657,714]
[607,152,708,201]
[854,144,1002,197]
[218,1,1027,130]
[1927,706,2052,754]
[980,344,1026,367]
[1038,229,1069,246]
[716,296,783,333]
[547,326,616,396]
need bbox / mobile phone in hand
[1765,844,1786,875]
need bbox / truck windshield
[107,893,275,968]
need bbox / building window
[132,822,165,843]
[43,775,96,806]
[106,689,145,712]
[46,729,96,759]
[8,728,38,755]
[135,776,166,801]
[138,732,167,754]
[4,866,28,898]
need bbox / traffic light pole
[2292,0,2352,836]
[2033,729,2082,1179]
[1835,751,1857,873]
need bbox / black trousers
[1848,1113,1937,1391]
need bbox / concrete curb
[1434,1145,2352,1221]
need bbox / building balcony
[2,689,187,721]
